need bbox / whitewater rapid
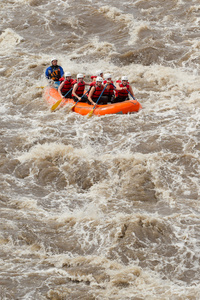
[0,0,200,299]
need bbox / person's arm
[72,83,81,100]
[116,83,127,91]
[129,85,135,97]
[58,81,65,98]
[88,86,96,105]
[84,81,92,86]
[45,67,51,79]
[59,66,64,78]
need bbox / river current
[0,0,200,299]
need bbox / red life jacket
[73,81,85,96]
[115,81,129,98]
[90,81,96,87]
[61,79,74,94]
[92,85,104,99]
[87,81,96,93]
[103,80,114,96]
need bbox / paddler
[72,74,90,103]
[58,72,74,99]
[114,76,135,103]
[88,76,108,105]
[45,58,64,89]
[89,70,104,89]
[103,73,115,103]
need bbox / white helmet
[77,73,84,79]
[122,76,128,81]
[104,73,111,80]
[51,57,57,62]
[96,76,103,82]
[96,70,103,76]
[65,72,71,77]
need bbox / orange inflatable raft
[44,86,142,116]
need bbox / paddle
[127,90,136,101]
[87,84,108,118]
[68,89,90,112]
[51,88,72,111]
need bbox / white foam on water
[98,5,150,45]
[0,28,24,53]
[1,0,200,299]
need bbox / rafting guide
[45,58,64,89]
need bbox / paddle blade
[51,99,62,111]
[70,104,76,110]
[66,104,76,113]
[87,109,94,118]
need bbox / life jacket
[115,81,129,98]
[72,79,77,85]
[90,81,96,87]
[87,80,96,93]
[92,84,104,99]
[103,80,114,96]
[49,65,62,81]
[61,79,74,94]
[73,81,85,97]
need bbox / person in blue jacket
[45,58,64,88]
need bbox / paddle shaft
[63,88,73,98]
[92,84,108,110]
[87,84,108,118]
[72,89,90,108]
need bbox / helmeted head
[65,72,71,78]
[77,73,84,79]
[96,76,103,83]
[51,58,58,64]
[96,70,103,77]
[121,76,128,81]
[104,73,112,80]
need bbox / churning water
[0,0,200,299]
